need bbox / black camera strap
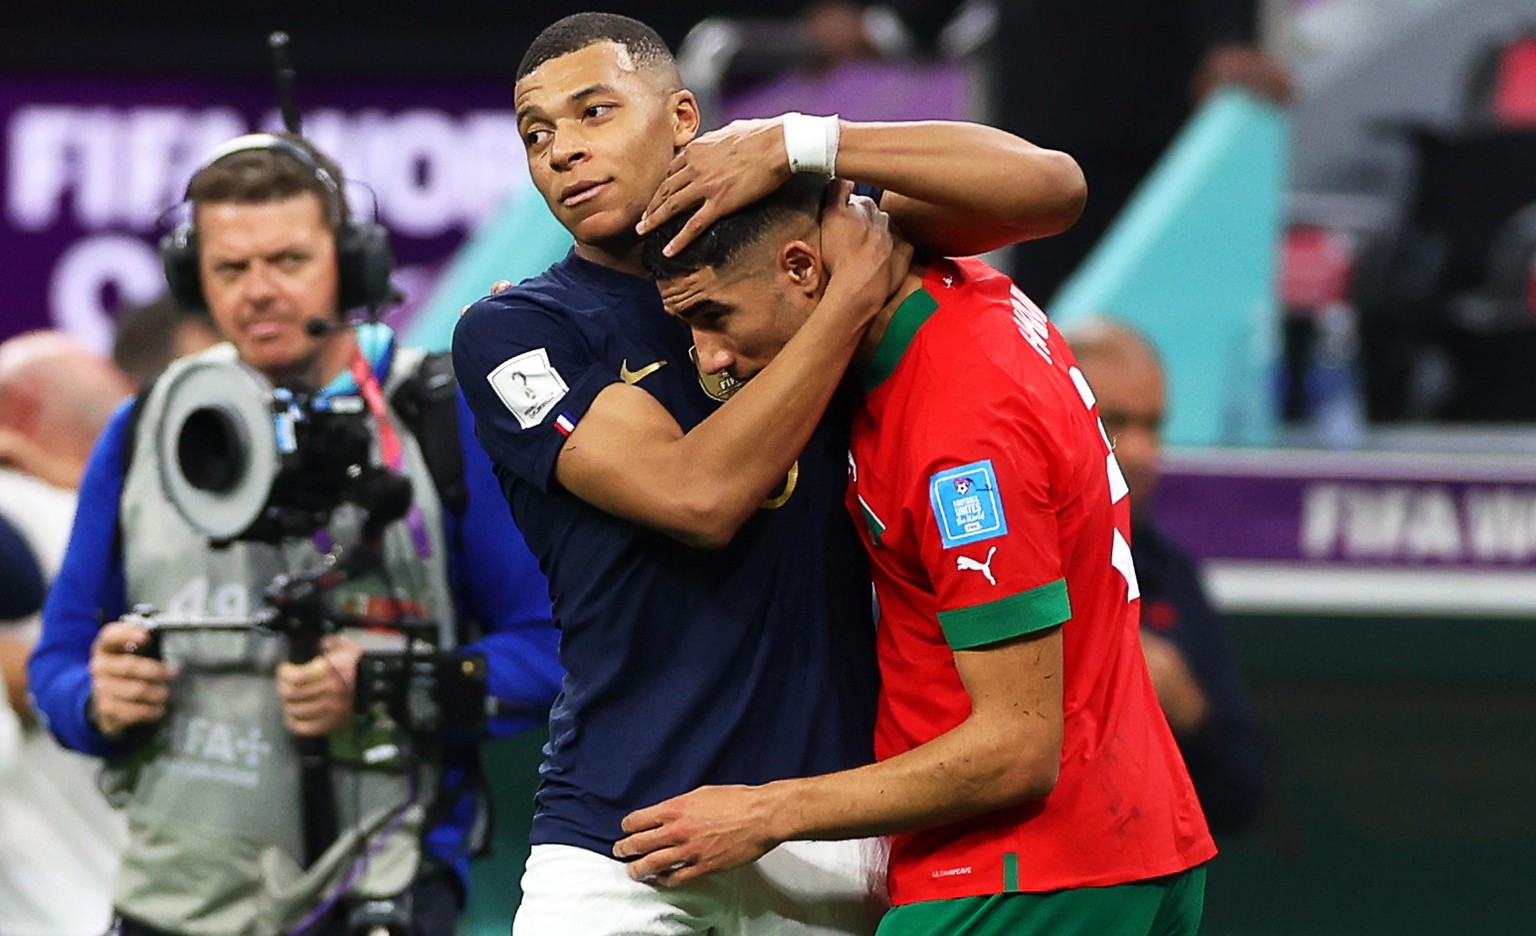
[388,351,467,518]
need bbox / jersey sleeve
[30,400,133,757]
[448,391,563,737]
[909,378,1071,652]
[452,291,617,492]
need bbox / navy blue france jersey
[453,251,879,855]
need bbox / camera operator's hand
[88,621,172,738]
[276,634,363,737]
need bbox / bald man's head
[1063,317,1166,509]
[0,331,132,479]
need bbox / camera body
[249,388,410,544]
[156,358,413,546]
[356,648,489,743]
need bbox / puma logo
[620,359,668,384]
[956,546,998,586]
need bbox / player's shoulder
[913,260,1081,408]
[458,267,573,332]
[454,264,598,363]
[910,258,1024,358]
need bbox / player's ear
[669,90,701,148]
[780,240,822,298]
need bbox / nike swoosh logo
[620,359,668,384]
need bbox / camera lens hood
[156,359,280,541]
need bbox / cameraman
[28,134,562,936]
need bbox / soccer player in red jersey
[613,174,1216,934]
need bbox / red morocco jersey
[846,257,1214,906]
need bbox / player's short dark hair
[187,132,350,223]
[643,174,830,281]
[518,13,675,82]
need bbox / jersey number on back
[1067,366,1140,603]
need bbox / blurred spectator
[808,0,1291,304]
[0,512,44,621]
[111,294,220,390]
[0,331,135,489]
[1067,317,1267,835]
[0,330,130,936]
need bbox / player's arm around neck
[553,202,907,549]
[613,625,1064,885]
[639,117,1085,260]
[837,120,1086,256]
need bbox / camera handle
[265,564,352,868]
[264,531,397,869]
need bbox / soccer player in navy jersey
[452,12,1085,935]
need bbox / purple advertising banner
[1157,449,1536,615]
[1,75,527,352]
[721,61,971,125]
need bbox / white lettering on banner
[1299,482,1536,562]
[1403,488,1462,559]
[49,234,165,354]
[7,104,524,234]
[7,100,525,347]
[1466,488,1536,560]
[263,107,525,233]
[8,106,244,229]
[8,107,71,229]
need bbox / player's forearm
[834,121,1086,254]
[663,282,876,546]
[0,638,32,723]
[758,714,1059,844]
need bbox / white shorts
[512,839,889,936]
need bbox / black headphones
[159,133,394,314]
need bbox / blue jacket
[1133,514,1266,834]
[29,339,563,872]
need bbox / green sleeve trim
[937,578,1070,651]
[1003,852,1021,892]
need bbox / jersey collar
[862,284,939,392]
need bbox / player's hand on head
[88,620,173,737]
[612,784,781,887]
[638,117,794,258]
[275,634,363,737]
[818,179,910,322]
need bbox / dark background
[0,3,778,79]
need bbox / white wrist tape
[782,112,840,176]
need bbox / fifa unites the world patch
[929,459,1008,548]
